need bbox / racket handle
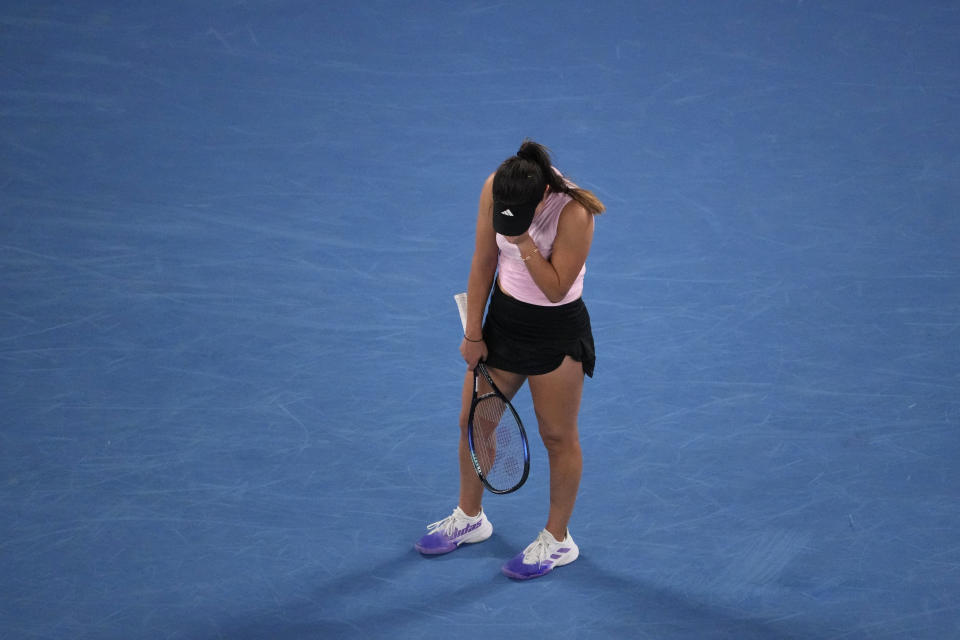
[454,292,468,332]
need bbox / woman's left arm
[512,201,594,303]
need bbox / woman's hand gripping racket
[455,292,530,494]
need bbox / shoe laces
[426,508,475,536]
[522,530,561,565]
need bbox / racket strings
[473,396,525,490]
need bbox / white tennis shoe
[415,507,493,555]
[501,529,579,579]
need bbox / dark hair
[492,139,605,215]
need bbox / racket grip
[454,292,468,331]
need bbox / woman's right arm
[461,173,499,370]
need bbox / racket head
[467,363,530,494]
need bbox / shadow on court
[207,545,824,640]
[206,547,502,640]
[569,557,825,640]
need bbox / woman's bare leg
[527,356,585,540]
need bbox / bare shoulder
[482,171,496,194]
[477,172,496,216]
[558,198,594,232]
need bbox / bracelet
[521,247,539,262]
[464,333,484,343]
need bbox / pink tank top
[496,185,585,306]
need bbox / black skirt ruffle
[482,281,596,377]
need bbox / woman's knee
[537,417,580,452]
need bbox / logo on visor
[499,209,514,217]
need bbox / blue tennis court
[2,2,958,638]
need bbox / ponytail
[514,140,605,215]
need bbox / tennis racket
[454,292,530,494]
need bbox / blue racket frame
[467,361,531,494]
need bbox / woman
[415,140,605,580]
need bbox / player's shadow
[205,537,512,639]
[207,542,821,640]
[568,556,821,639]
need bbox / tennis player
[416,140,605,580]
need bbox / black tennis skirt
[482,282,595,377]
